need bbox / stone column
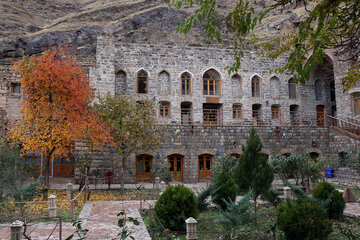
[155,177,160,190]
[48,195,57,218]
[10,220,23,240]
[283,187,292,199]
[160,181,166,192]
[185,217,198,240]
[66,183,73,200]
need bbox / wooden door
[317,105,325,126]
[136,155,152,182]
[198,154,212,181]
[168,155,183,182]
[53,155,74,178]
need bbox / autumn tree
[170,0,360,90]
[8,47,111,189]
[94,94,162,194]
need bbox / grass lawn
[141,205,360,240]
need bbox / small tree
[151,162,172,184]
[95,94,162,194]
[212,155,238,178]
[8,47,111,190]
[0,141,37,199]
[211,170,236,210]
[233,128,274,224]
[215,190,253,239]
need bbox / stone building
[85,36,360,183]
[0,35,360,182]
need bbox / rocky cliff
[0,0,308,60]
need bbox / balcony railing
[173,109,328,127]
[328,115,360,140]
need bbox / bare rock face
[0,0,308,60]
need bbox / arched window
[288,78,297,99]
[158,71,170,95]
[233,104,242,119]
[159,101,170,118]
[203,69,221,96]
[136,154,153,182]
[270,76,280,99]
[315,79,323,101]
[251,76,260,97]
[231,74,242,98]
[115,70,126,95]
[137,70,148,94]
[181,72,191,95]
[353,93,360,116]
[271,105,281,120]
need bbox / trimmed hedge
[154,185,198,231]
[277,198,332,240]
[312,182,346,219]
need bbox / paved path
[0,200,155,240]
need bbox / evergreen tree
[233,128,274,224]
[211,170,236,210]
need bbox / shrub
[312,182,345,219]
[197,185,212,212]
[211,170,236,210]
[151,162,172,184]
[154,185,198,231]
[277,198,332,240]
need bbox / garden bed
[141,205,360,240]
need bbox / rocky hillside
[0,0,308,60]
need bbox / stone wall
[91,36,353,125]
[83,125,360,183]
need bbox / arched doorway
[198,154,213,181]
[168,155,184,181]
[316,105,325,126]
[136,154,153,182]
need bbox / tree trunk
[254,196,257,225]
[120,156,126,195]
[42,154,51,200]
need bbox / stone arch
[197,149,217,156]
[164,149,187,157]
[158,70,171,96]
[201,67,224,80]
[115,70,126,95]
[306,148,322,154]
[226,149,243,156]
[231,74,242,98]
[270,76,280,99]
[280,148,296,155]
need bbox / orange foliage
[7,47,112,184]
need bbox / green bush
[277,198,332,240]
[151,162,172,184]
[197,185,212,212]
[211,170,236,210]
[154,185,198,231]
[312,182,345,219]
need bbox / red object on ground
[343,188,356,202]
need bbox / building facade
[1,35,360,182]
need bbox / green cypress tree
[211,170,236,210]
[233,128,274,224]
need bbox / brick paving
[0,200,155,240]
